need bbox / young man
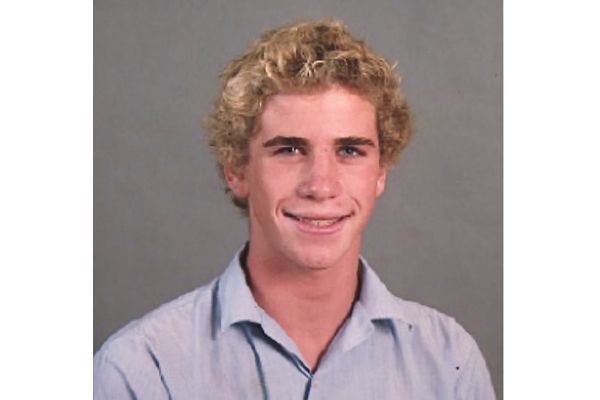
[94,19,496,399]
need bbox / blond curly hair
[205,18,413,212]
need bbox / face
[226,85,387,272]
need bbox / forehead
[257,86,377,139]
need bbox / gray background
[94,0,502,397]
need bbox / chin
[285,243,351,272]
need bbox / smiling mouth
[283,211,352,227]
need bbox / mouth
[282,210,353,228]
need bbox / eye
[273,146,305,156]
[337,146,365,157]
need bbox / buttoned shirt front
[94,248,496,399]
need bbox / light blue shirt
[94,247,495,399]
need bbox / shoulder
[359,260,478,366]
[391,296,477,368]
[388,298,496,398]
[94,279,216,368]
[93,277,222,399]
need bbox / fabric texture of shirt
[94,247,496,399]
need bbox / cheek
[248,167,289,209]
[346,182,376,206]
[344,168,384,197]
[258,163,298,194]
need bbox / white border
[0,2,92,398]
[505,0,600,398]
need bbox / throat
[242,242,363,370]
[248,265,361,371]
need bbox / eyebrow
[335,136,377,147]
[262,136,308,148]
[262,135,376,148]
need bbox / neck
[244,245,360,370]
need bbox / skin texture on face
[226,85,387,275]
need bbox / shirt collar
[356,256,417,327]
[216,246,418,334]
[216,245,262,334]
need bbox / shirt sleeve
[454,340,496,400]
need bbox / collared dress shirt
[94,248,496,399]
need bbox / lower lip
[286,215,350,235]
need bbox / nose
[296,149,341,200]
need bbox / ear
[224,165,249,199]
[375,167,387,197]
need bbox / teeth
[284,211,348,227]
[299,217,340,227]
